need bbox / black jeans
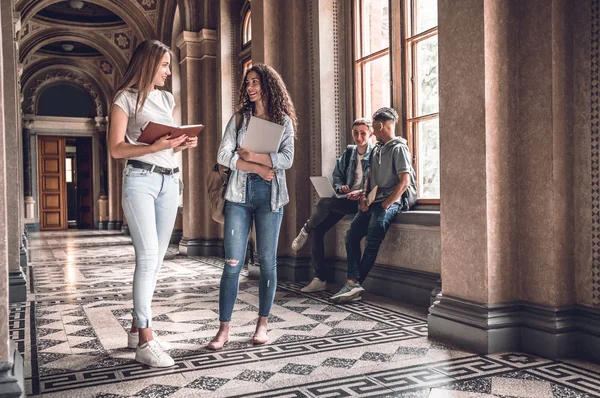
[305,198,358,282]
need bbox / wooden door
[38,136,67,230]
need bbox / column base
[178,237,223,257]
[329,259,440,308]
[0,341,24,398]
[428,294,600,360]
[170,229,183,244]
[24,223,38,233]
[9,270,27,303]
[277,256,312,282]
[107,221,116,230]
[19,245,26,272]
[97,221,107,230]
[121,224,129,236]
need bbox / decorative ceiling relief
[113,32,131,50]
[136,0,158,11]
[100,60,113,75]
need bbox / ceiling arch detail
[19,29,128,75]
[16,0,157,40]
[22,66,109,117]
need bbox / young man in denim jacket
[330,107,417,303]
[292,118,374,293]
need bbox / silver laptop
[310,176,347,199]
[243,116,285,154]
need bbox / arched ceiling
[36,2,124,26]
[15,0,208,117]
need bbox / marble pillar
[2,0,25,304]
[248,0,333,279]
[107,157,123,230]
[177,30,222,256]
[429,0,597,360]
[0,1,25,396]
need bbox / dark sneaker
[330,282,365,304]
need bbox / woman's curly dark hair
[237,64,298,134]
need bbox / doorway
[38,135,94,230]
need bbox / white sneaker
[128,330,172,350]
[135,340,175,368]
[292,227,309,250]
[301,277,327,292]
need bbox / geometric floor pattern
[15,230,600,397]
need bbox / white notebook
[243,116,285,154]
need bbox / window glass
[243,10,252,44]
[415,0,437,34]
[360,0,389,56]
[416,35,439,116]
[416,118,440,199]
[361,54,391,119]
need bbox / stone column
[249,0,323,280]
[22,115,35,224]
[429,0,585,359]
[177,30,222,256]
[94,117,107,229]
[107,156,121,230]
[0,0,25,395]
[1,0,25,304]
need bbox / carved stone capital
[95,116,108,131]
[22,114,35,130]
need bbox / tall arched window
[353,0,439,203]
[243,9,252,45]
[241,4,252,76]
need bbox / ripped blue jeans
[219,174,284,322]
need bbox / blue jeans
[345,202,399,284]
[121,165,179,328]
[219,174,284,322]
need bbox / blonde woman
[108,40,197,367]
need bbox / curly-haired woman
[208,64,297,350]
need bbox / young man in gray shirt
[330,107,417,303]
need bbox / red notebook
[137,121,204,145]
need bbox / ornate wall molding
[333,0,341,158]
[592,0,600,306]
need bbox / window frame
[404,0,439,204]
[352,0,440,205]
[353,0,391,120]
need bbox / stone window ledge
[341,207,440,227]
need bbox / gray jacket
[217,112,295,211]
[368,137,417,211]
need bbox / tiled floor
[13,230,600,397]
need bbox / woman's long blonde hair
[113,40,172,115]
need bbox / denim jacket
[217,112,295,211]
[331,142,373,192]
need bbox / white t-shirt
[350,153,364,191]
[113,88,177,169]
